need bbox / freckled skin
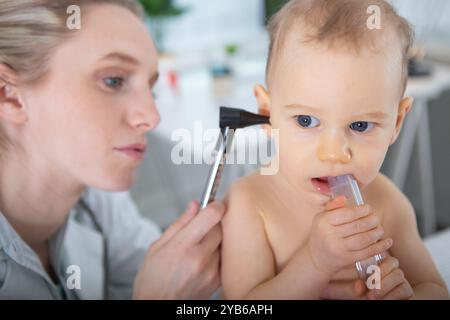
[18,4,160,191]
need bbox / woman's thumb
[151,201,199,252]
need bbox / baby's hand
[306,196,393,277]
[366,256,414,300]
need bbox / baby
[221,0,449,299]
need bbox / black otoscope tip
[219,106,270,130]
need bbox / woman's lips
[115,144,147,161]
[311,177,331,194]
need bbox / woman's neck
[0,151,85,248]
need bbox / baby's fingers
[378,256,399,278]
[345,226,384,251]
[326,204,371,226]
[325,196,347,211]
[367,268,409,300]
[381,282,414,300]
[354,238,393,262]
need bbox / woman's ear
[253,84,272,135]
[390,96,414,145]
[0,64,27,124]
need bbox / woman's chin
[88,174,135,192]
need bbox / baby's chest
[263,216,311,272]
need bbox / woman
[0,0,224,299]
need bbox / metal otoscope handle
[200,127,235,208]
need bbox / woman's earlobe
[0,83,28,124]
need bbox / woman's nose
[317,131,352,163]
[128,93,160,133]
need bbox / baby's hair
[266,0,414,95]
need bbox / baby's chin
[307,192,333,212]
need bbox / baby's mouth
[311,176,332,194]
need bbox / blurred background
[129,0,450,244]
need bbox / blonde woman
[0,0,225,299]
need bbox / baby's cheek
[357,146,388,184]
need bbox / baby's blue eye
[350,121,375,132]
[103,77,125,90]
[296,115,320,128]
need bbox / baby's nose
[317,133,352,163]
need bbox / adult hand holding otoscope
[136,107,269,299]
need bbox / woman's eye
[296,115,320,128]
[350,121,375,132]
[103,77,125,90]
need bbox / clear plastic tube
[327,174,385,280]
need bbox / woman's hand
[133,200,225,299]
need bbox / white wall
[149,0,265,53]
[392,0,450,39]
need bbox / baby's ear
[0,64,27,125]
[390,96,414,145]
[253,84,272,135]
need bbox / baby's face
[262,36,410,208]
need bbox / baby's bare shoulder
[223,174,259,224]
[365,173,416,233]
[224,172,266,210]
[366,173,411,206]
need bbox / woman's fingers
[201,251,222,298]
[179,201,226,245]
[198,224,222,255]
[150,201,199,253]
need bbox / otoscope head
[219,106,270,129]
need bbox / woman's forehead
[53,4,157,70]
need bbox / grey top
[0,188,161,299]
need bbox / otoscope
[200,107,270,208]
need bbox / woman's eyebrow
[98,52,140,65]
[98,51,159,83]
[150,72,159,86]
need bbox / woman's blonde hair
[0,0,144,151]
[0,0,144,84]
